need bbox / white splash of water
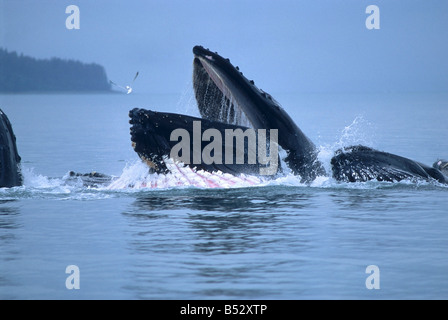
[21,166,69,189]
[335,115,376,150]
[316,115,376,181]
[106,159,264,190]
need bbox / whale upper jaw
[192,45,281,129]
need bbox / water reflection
[124,186,315,254]
[186,212,276,254]
[0,201,21,242]
[0,201,21,293]
[328,187,421,220]
[329,189,393,211]
[121,186,315,299]
[128,186,314,213]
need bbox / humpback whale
[129,46,447,185]
[0,109,22,188]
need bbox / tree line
[0,48,111,92]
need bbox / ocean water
[0,92,447,300]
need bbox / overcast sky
[1,0,447,94]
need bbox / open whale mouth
[129,46,324,181]
[129,46,288,173]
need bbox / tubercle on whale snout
[129,108,147,151]
[129,109,150,147]
[129,108,152,124]
[129,108,156,138]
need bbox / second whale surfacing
[0,109,22,188]
[129,46,447,185]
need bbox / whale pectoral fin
[331,145,445,183]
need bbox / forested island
[0,48,111,93]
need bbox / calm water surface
[0,92,447,299]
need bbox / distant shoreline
[0,90,122,95]
[0,48,112,93]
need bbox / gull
[110,71,139,94]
